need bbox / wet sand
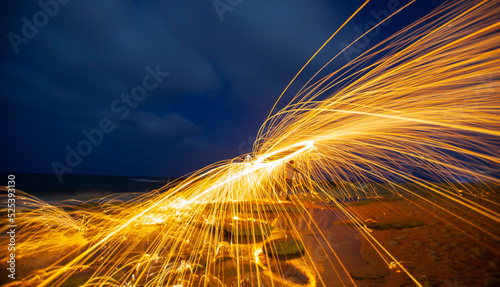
[321,196,500,287]
[297,208,365,286]
[2,188,499,286]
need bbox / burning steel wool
[1,0,500,286]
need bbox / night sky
[1,0,441,179]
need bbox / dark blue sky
[1,0,441,178]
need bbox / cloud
[1,0,440,176]
[113,111,203,144]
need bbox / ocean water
[1,173,172,201]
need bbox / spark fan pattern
[2,0,499,286]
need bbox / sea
[1,173,173,202]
